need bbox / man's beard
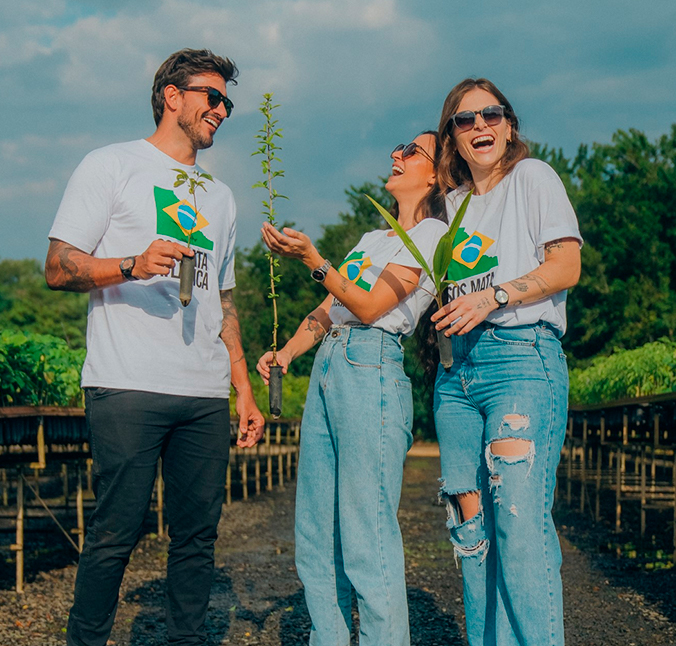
[178,112,214,151]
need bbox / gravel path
[1,454,674,645]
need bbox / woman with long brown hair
[432,78,582,646]
[258,132,447,646]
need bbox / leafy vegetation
[0,330,85,407]
[569,339,676,405]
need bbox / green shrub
[569,339,676,405]
[0,329,85,407]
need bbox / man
[45,48,265,646]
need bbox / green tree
[0,259,88,348]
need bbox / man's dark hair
[151,48,239,126]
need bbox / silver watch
[311,259,332,283]
[493,285,509,309]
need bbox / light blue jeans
[295,324,414,646]
[434,322,568,646]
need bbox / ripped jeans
[434,323,568,646]
[295,325,414,646]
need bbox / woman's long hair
[390,130,447,225]
[437,78,529,192]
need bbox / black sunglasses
[448,104,505,132]
[391,142,435,164]
[177,86,234,118]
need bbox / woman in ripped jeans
[431,78,582,646]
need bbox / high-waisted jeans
[434,323,568,646]
[295,325,414,646]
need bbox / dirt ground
[1,453,674,645]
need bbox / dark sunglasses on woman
[177,86,234,118]
[449,104,505,132]
[390,142,435,164]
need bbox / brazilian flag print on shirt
[338,251,373,291]
[447,227,498,282]
[154,186,214,251]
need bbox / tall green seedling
[252,93,287,417]
[172,168,214,307]
[365,190,473,368]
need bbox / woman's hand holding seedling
[260,222,323,269]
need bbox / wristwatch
[120,256,139,281]
[310,259,332,283]
[493,285,509,309]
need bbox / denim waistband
[324,324,405,361]
[479,320,559,335]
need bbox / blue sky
[1,0,675,261]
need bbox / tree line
[1,126,675,432]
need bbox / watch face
[121,257,134,271]
[311,269,325,281]
[494,288,509,306]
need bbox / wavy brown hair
[437,78,529,191]
[151,48,239,126]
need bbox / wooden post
[76,465,85,552]
[595,445,602,522]
[62,463,70,509]
[615,449,622,533]
[11,472,24,594]
[29,416,46,470]
[255,455,261,496]
[622,411,628,446]
[156,460,164,538]
[1,469,8,507]
[225,463,232,505]
[580,418,588,513]
[266,426,273,492]
[241,457,249,501]
[639,445,646,539]
[86,458,93,493]
[566,439,572,506]
[600,415,606,445]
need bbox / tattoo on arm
[46,241,96,292]
[476,297,492,311]
[220,290,245,365]
[339,277,349,294]
[304,314,327,344]
[545,239,566,255]
[509,273,549,295]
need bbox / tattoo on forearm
[46,242,96,292]
[340,277,349,293]
[304,314,327,343]
[220,290,245,363]
[509,273,549,295]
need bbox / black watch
[311,259,332,283]
[120,256,139,281]
[493,285,509,309]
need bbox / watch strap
[311,259,332,282]
[120,256,139,281]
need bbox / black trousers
[66,389,230,646]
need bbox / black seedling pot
[437,329,454,370]
[269,365,283,419]
[179,255,195,307]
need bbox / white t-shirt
[445,158,582,336]
[329,218,449,336]
[49,139,237,398]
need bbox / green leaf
[365,194,432,279]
